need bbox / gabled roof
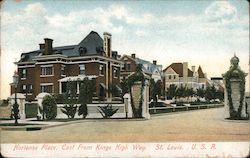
[135,58,162,75]
[197,66,205,78]
[163,63,193,77]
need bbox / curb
[1,118,149,131]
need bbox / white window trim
[40,65,54,77]
[61,65,66,77]
[99,65,104,76]
[40,64,53,68]
[113,68,118,78]
[21,69,27,79]
[40,83,54,93]
[79,64,85,75]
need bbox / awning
[58,75,97,82]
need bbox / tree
[196,88,205,99]
[61,81,77,119]
[166,84,177,100]
[205,85,216,102]
[53,93,65,104]
[186,87,194,102]
[215,89,224,102]
[78,78,94,118]
[150,79,162,107]
[42,95,57,120]
[176,86,186,99]
[121,80,129,97]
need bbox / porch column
[77,82,80,94]
[59,81,62,94]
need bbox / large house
[163,62,207,91]
[120,54,163,82]
[11,31,122,101]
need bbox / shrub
[42,95,57,120]
[98,104,119,118]
[61,104,77,119]
[53,94,65,104]
[78,104,88,118]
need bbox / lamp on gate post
[12,71,19,125]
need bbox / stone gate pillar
[8,93,26,120]
[131,81,150,119]
[222,55,248,120]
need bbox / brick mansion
[11,31,217,101]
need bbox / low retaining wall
[56,103,126,119]
[149,103,224,114]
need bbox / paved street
[1,107,250,143]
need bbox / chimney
[44,38,53,55]
[103,32,112,58]
[183,62,188,81]
[153,60,157,65]
[131,54,136,59]
[39,43,45,50]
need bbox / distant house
[163,62,207,91]
[11,31,122,101]
[120,54,163,82]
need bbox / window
[79,47,87,56]
[40,84,53,93]
[173,75,176,79]
[61,66,65,76]
[22,85,26,92]
[21,69,26,79]
[99,65,104,75]
[41,66,53,76]
[79,65,85,75]
[113,68,118,78]
[121,64,125,71]
[169,75,171,79]
[24,84,33,93]
[27,84,33,93]
[127,63,131,71]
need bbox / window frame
[99,65,104,76]
[40,83,54,93]
[79,64,85,75]
[40,65,54,77]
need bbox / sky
[0,0,249,99]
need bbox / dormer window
[96,46,104,55]
[79,47,87,56]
